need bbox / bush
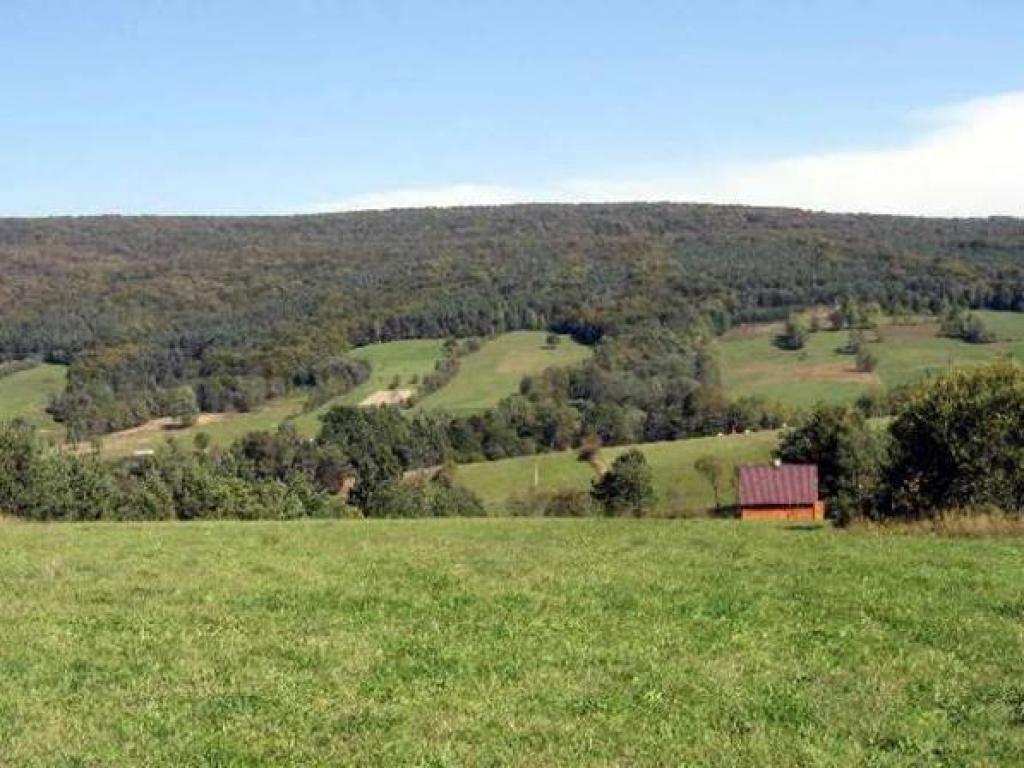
[694,455,729,511]
[855,347,878,373]
[543,489,595,517]
[363,479,486,518]
[883,362,1024,516]
[775,314,809,351]
[591,449,655,516]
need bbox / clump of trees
[591,449,655,516]
[940,310,996,344]
[775,314,810,350]
[777,404,887,525]
[363,478,485,518]
[883,362,1024,516]
[779,362,1024,524]
[0,420,338,521]
[830,298,881,331]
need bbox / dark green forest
[3,203,1023,438]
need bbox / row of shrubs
[0,358,39,380]
[0,420,491,522]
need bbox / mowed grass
[414,331,591,416]
[458,430,777,513]
[1,519,1023,766]
[718,310,1024,407]
[0,363,66,438]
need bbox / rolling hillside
[457,430,778,513]
[88,331,588,457]
[718,310,1024,407]
[0,363,66,439]
[413,331,591,415]
[3,204,1022,446]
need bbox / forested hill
[2,203,1023,438]
[3,203,1024,358]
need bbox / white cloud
[308,184,528,212]
[312,92,1024,217]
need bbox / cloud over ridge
[313,92,1024,218]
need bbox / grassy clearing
[0,363,65,438]
[414,331,591,416]
[458,430,777,513]
[292,339,445,435]
[718,310,1024,407]
[92,394,309,458]
[1,518,1022,765]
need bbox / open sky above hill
[3,1,1023,217]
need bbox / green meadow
[458,430,777,513]
[414,331,591,415]
[92,393,310,458]
[1,518,1022,766]
[291,338,445,435]
[0,363,66,438]
[718,310,1024,407]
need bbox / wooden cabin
[737,463,824,521]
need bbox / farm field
[458,430,777,513]
[1,518,1022,765]
[718,310,1024,407]
[291,338,445,435]
[414,331,592,415]
[0,363,66,438]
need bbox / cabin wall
[741,502,824,521]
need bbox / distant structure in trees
[737,462,824,521]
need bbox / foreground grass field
[414,331,591,415]
[0,363,65,438]
[458,430,777,513]
[719,310,1024,407]
[1,519,1022,766]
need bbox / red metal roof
[738,464,818,506]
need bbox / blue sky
[2,1,1023,216]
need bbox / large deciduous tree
[883,362,1024,516]
[777,404,886,525]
